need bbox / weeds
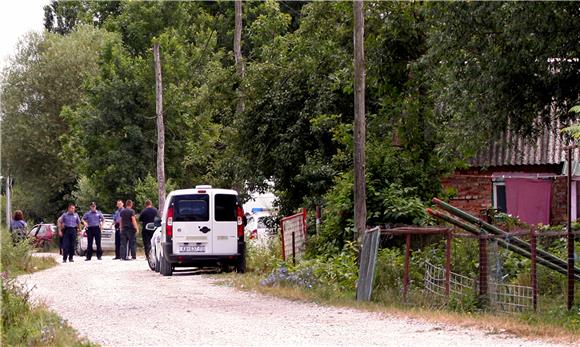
[1,228,97,347]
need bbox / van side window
[214,194,237,222]
[173,194,209,222]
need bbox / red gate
[280,208,308,264]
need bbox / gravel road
[19,254,568,347]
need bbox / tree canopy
[1,1,578,244]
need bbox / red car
[27,224,57,249]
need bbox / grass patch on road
[1,228,98,347]
[217,271,580,345]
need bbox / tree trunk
[234,0,245,114]
[353,0,366,245]
[153,43,166,212]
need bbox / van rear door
[212,193,238,255]
[171,194,212,255]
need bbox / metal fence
[424,261,534,313]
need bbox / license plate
[179,244,205,253]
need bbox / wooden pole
[353,0,366,246]
[445,231,452,299]
[479,231,488,308]
[234,0,245,114]
[530,227,538,312]
[153,43,166,213]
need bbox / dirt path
[19,254,566,347]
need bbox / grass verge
[1,228,98,347]
[217,272,580,345]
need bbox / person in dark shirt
[138,199,158,260]
[119,200,139,260]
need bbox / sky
[0,0,47,71]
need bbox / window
[214,194,237,222]
[172,194,209,222]
[493,181,507,213]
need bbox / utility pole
[234,0,245,114]
[353,0,366,245]
[153,43,166,212]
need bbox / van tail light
[166,206,174,237]
[237,206,244,239]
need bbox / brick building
[441,124,579,226]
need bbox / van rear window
[214,194,237,222]
[172,194,209,222]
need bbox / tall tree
[153,42,166,212]
[0,26,118,219]
[353,0,366,243]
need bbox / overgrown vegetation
[236,233,579,339]
[1,229,96,346]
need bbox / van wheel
[160,254,173,276]
[235,254,246,274]
[147,248,156,271]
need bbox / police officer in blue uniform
[82,202,105,261]
[58,203,81,263]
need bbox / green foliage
[246,238,284,275]
[134,174,177,211]
[423,2,580,161]
[0,228,94,346]
[0,25,119,220]
[255,239,358,294]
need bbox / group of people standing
[57,199,158,263]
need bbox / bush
[259,241,358,294]
[246,236,284,275]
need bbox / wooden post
[403,233,411,302]
[530,227,538,312]
[478,231,488,308]
[153,43,166,213]
[291,231,296,266]
[566,146,575,311]
[234,0,245,114]
[353,0,366,246]
[445,231,452,299]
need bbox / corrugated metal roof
[471,118,580,167]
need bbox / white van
[148,185,246,276]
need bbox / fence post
[478,230,489,308]
[445,230,452,299]
[530,227,538,312]
[403,233,411,302]
[291,231,296,266]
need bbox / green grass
[216,269,580,345]
[1,228,99,347]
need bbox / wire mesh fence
[424,261,534,313]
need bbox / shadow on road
[172,267,221,276]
